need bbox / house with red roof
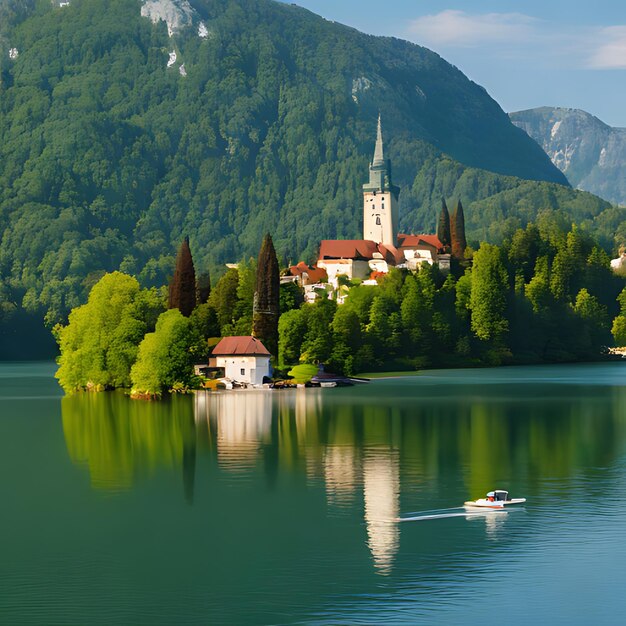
[211,336,272,386]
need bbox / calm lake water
[2,362,626,625]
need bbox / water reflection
[363,449,400,574]
[62,392,197,497]
[61,371,626,576]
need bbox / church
[290,116,466,292]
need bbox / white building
[211,336,271,386]
[611,253,626,273]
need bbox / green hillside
[0,0,621,356]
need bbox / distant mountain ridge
[510,107,626,206]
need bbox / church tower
[363,115,400,247]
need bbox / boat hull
[464,498,526,509]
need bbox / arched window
[376,216,381,226]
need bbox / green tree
[197,271,211,305]
[278,307,307,366]
[525,256,553,314]
[329,306,361,374]
[470,243,509,342]
[611,287,626,346]
[612,316,626,346]
[208,269,240,333]
[190,303,220,346]
[55,272,164,393]
[130,309,201,397]
[279,281,304,314]
[573,288,609,356]
[300,298,336,364]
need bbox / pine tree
[252,234,280,357]
[451,200,467,260]
[437,198,451,249]
[169,237,196,317]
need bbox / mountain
[510,107,626,206]
[0,0,620,352]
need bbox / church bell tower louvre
[362,115,400,247]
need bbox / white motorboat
[464,490,526,509]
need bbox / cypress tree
[437,198,451,249]
[252,233,280,357]
[451,200,467,260]
[169,237,196,317]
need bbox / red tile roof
[212,336,271,356]
[378,243,405,265]
[319,239,379,260]
[397,233,443,251]
[289,262,328,283]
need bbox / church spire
[372,113,384,167]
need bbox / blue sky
[281,1,626,127]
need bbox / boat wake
[397,507,511,523]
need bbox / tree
[190,303,220,346]
[300,299,336,364]
[208,268,240,333]
[168,237,196,317]
[470,243,509,342]
[451,200,467,260]
[612,316,626,346]
[55,272,165,393]
[611,287,626,346]
[279,281,304,314]
[252,234,280,357]
[330,306,361,374]
[437,198,451,249]
[525,256,553,313]
[130,309,201,398]
[197,271,211,305]
[573,288,609,356]
[278,308,308,366]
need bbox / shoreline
[358,355,626,380]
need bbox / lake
[1,361,626,625]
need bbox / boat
[320,381,337,388]
[464,490,526,509]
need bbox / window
[241,368,245,376]
[376,216,381,225]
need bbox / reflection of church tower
[363,115,400,247]
[363,448,400,575]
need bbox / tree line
[55,216,626,397]
[278,216,626,374]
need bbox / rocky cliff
[510,107,626,206]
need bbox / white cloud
[408,10,538,48]
[407,10,626,71]
[587,26,626,69]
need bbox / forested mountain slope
[0,0,620,351]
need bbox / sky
[280,0,626,127]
